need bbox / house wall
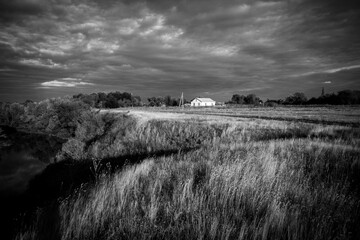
[191,100,215,107]
[190,101,199,107]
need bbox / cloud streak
[19,58,66,69]
[40,78,94,88]
[290,65,360,77]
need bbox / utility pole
[321,87,325,97]
[179,92,184,107]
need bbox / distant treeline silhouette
[73,92,142,108]
[148,95,189,107]
[229,90,360,106]
[73,92,189,107]
[306,90,360,105]
[227,93,261,105]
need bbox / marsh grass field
[15,106,360,240]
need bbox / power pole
[179,92,184,107]
[321,87,325,97]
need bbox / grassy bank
[16,110,360,240]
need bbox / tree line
[73,92,187,107]
[73,92,142,108]
[147,96,188,107]
[227,94,261,105]
[229,90,360,106]
[306,90,360,105]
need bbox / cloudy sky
[0,0,359,102]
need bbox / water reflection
[0,126,65,195]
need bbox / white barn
[191,97,216,107]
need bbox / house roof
[191,97,216,103]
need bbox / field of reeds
[16,107,360,240]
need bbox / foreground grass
[17,112,360,240]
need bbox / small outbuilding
[191,97,216,107]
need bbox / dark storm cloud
[0,0,359,102]
[0,0,46,21]
[282,0,360,53]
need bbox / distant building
[191,97,216,107]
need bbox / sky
[0,0,359,102]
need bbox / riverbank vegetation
[0,97,90,138]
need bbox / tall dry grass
[57,113,223,161]
[17,114,360,240]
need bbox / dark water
[0,126,65,195]
[0,126,65,239]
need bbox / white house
[191,97,216,107]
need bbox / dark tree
[244,94,260,105]
[337,90,360,105]
[104,96,119,108]
[73,92,141,108]
[164,95,172,106]
[231,94,245,104]
[284,92,307,105]
[148,97,165,107]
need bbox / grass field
[122,105,360,126]
[17,106,360,240]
